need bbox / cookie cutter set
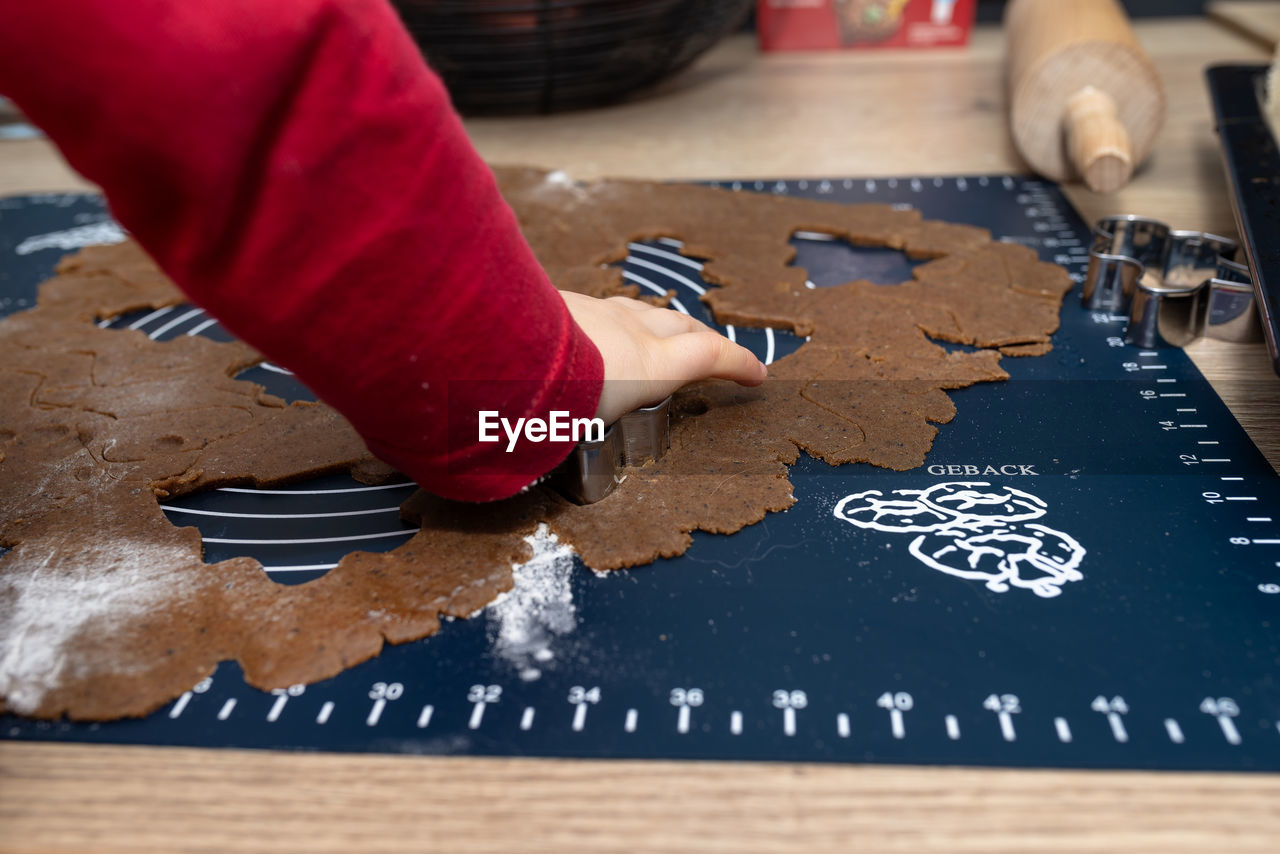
[549,395,671,504]
[1084,215,1259,348]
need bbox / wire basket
[392,0,753,114]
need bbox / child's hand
[561,291,768,425]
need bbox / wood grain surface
[1208,0,1280,49]
[4,742,1280,854]
[2,16,1279,854]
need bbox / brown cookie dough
[0,171,1072,720]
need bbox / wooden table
[3,17,1279,853]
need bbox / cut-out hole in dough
[620,239,805,365]
[101,305,315,403]
[158,472,419,586]
[789,231,926,288]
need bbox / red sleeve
[0,0,603,502]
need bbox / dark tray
[1206,64,1280,375]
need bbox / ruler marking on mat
[168,692,192,719]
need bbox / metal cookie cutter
[1083,215,1260,348]
[548,396,672,504]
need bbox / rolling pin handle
[1064,86,1133,194]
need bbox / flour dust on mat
[0,539,190,715]
[485,524,578,682]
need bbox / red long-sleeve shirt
[0,0,603,501]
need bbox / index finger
[659,329,768,387]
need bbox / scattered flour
[533,169,587,202]
[544,170,573,187]
[0,539,188,714]
[15,221,126,256]
[485,524,578,682]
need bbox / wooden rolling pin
[1005,0,1166,193]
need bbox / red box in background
[757,0,976,50]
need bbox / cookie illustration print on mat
[833,482,1086,597]
[0,170,1073,720]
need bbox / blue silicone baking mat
[3,176,1279,771]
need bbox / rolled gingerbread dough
[0,170,1071,719]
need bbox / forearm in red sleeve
[0,0,602,501]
